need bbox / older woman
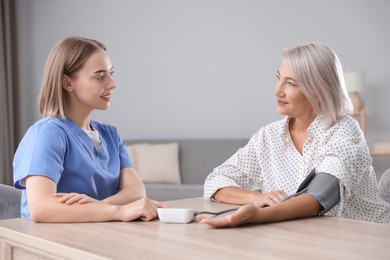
[199,43,390,227]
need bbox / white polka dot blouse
[204,116,390,224]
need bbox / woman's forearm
[197,193,321,228]
[103,167,146,205]
[102,185,146,205]
[26,174,148,223]
[29,196,121,223]
[213,186,263,205]
[253,194,321,223]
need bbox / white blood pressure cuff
[297,170,340,215]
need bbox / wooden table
[1,197,389,259]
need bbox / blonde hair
[38,36,106,118]
[283,43,353,128]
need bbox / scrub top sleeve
[14,123,66,188]
[108,124,132,169]
[119,138,132,169]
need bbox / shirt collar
[307,116,325,136]
[280,116,325,142]
[280,116,290,143]
[64,117,88,136]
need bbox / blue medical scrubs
[13,117,132,217]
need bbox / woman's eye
[287,81,296,86]
[275,74,280,80]
[110,71,114,77]
[97,74,105,81]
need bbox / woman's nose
[108,76,117,89]
[274,82,284,97]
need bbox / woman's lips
[277,99,287,106]
[100,94,111,101]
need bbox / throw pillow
[126,144,138,167]
[127,143,181,184]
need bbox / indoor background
[4,0,390,183]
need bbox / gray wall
[16,0,390,175]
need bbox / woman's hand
[53,193,100,205]
[117,198,169,222]
[251,190,289,207]
[196,204,260,228]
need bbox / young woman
[13,36,165,222]
[199,43,390,227]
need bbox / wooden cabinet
[353,110,366,133]
[352,111,390,157]
[371,141,390,157]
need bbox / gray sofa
[125,139,248,201]
[0,184,21,220]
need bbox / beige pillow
[126,144,138,167]
[126,143,181,184]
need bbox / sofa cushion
[127,143,181,184]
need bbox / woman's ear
[62,75,73,92]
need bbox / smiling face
[274,60,314,119]
[63,48,116,115]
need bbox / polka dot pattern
[204,116,390,224]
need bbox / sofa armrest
[0,184,21,219]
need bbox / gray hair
[282,43,353,128]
